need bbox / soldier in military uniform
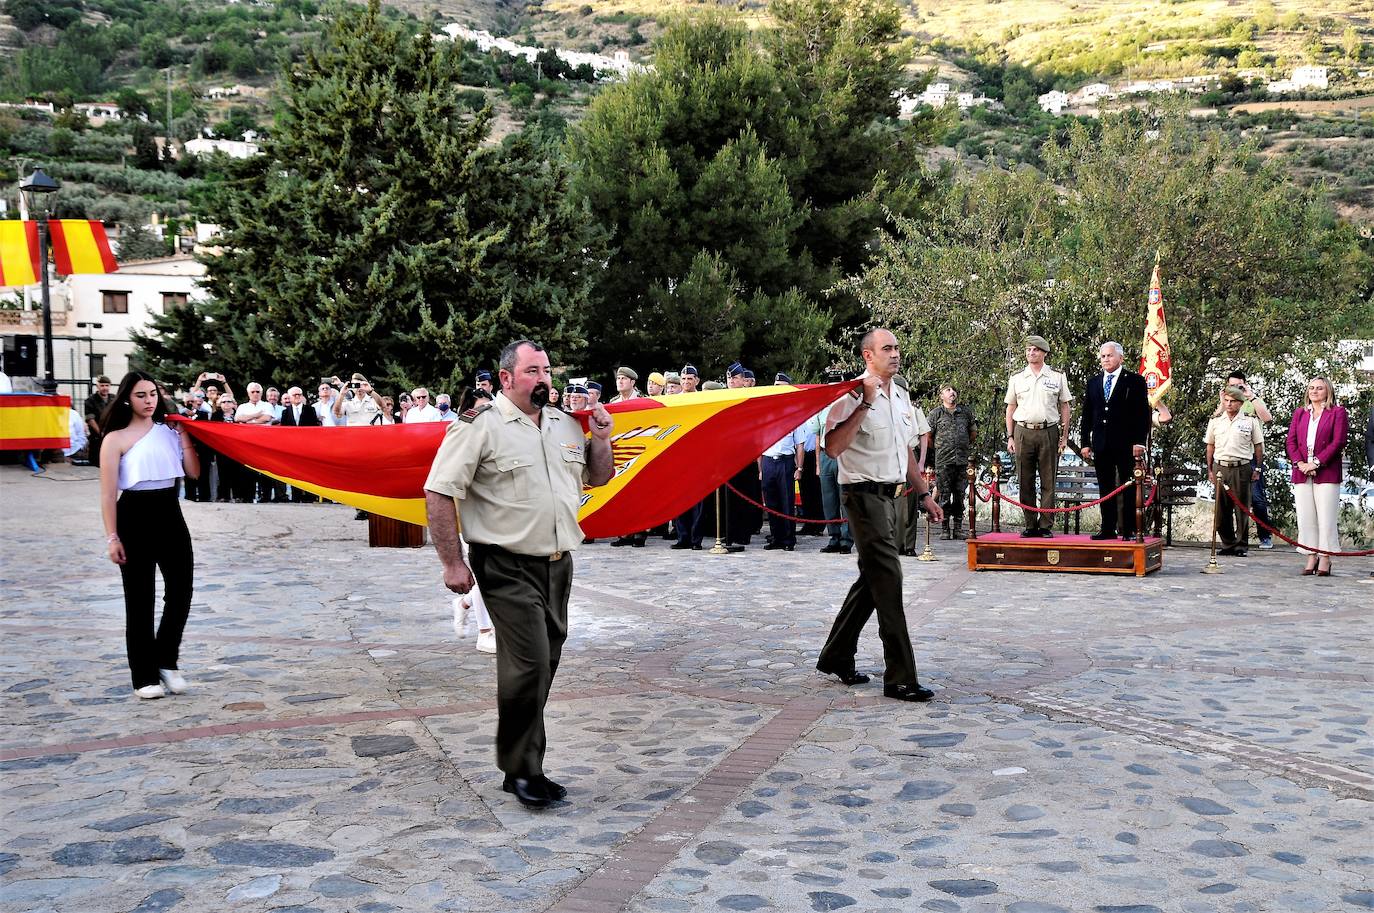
[425,340,614,807]
[1004,335,1072,538]
[1205,386,1265,557]
[927,385,976,539]
[816,328,943,703]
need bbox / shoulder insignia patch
[459,404,493,424]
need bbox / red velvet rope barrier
[984,478,1148,513]
[723,479,924,525]
[1220,484,1374,557]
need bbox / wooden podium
[967,532,1163,577]
[368,513,428,548]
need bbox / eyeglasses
[414,395,428,399]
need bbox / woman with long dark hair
[99,371,201,699]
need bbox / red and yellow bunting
[49,220,119,275]
[0,221,40,287]
[177,382,858,537]
[0,393,72,450]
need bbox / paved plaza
[1,464,1371,913]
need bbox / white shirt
[763,425,807,459]
[315,398,341,426]
[234,400,275,424]
[826,372,921,484]
[405,404,442,423]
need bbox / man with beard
[83,376,115,466]
[426,340,614,807]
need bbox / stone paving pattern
[1,466,1370,913]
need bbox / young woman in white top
[99,372,201,699]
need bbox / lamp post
[19,168,60,396]
[76,321,103,392]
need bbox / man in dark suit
[279,386,320,503]
[1080,341,1151,540]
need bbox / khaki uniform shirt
[826,372,921,484]
[339,395,381,427]
[1205,412,1263,463]
[1004,365,1073,424]
[424,393,589,556]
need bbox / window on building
[88,353,105,377]
[161,292,189,312]
[101,291,129,314]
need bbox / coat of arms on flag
[1139,258,1171,407]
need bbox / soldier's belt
[841,481,904,498]
[1014,421,1060,430]
[1215,459,1249,467]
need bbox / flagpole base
[917,545,937,561]
[1201,556,1222,574]
[708,536,730,556]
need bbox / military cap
[663,372,682,384]
[1223,384,1246,399]
[681,364,699,377]
[775,372,792,384]
[586,381,603,392]
[350,372,369,384]
[475,370,492,382]
[702,380,726,390]
[742,369,755,380]
[727,362,745,377]
[1025,335,1051,354]
[564,383,588,395]
[648,371,666,386]
[616,366,638,381]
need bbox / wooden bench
[1151,466,1199,546]
[1054,464,1098,535]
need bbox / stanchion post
[993,459,1002,533]
[966,457,977,540]
[918,468,937,561]
[1134,456,1146,544]
[1202,478,1223,574]
[709,487,729,555]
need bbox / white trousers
[452,538,492,631]
[1293,480,1340,557]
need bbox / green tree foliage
[116,221,168,262]
[132,1,604,396]
[567,0,936,380]
[843,112,1371,486]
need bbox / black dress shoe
[501,776,551,807]
[820,543,843,553]
[1037,528,1054,538]
[839,545,852,554]
[1217,546,1237,556]
[611,537,630,547]
[537,776,567,800]
[1232,549,1247,557]
[782,544,794,551]
[670,542,694,549]
[883,683,935,702]
[1020,528,1039,538]
[817,664,871,686]
[763,542,785,550]
[1090,531,1116,540]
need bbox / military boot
[939,519,951,540]
[953,518,964,540]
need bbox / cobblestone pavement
[1,465,1370,913]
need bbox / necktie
[1104,373,1114,400]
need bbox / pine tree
[132,1,603,395]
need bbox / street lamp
[19,168,60,396]
[76,321,103,391]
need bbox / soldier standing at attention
[816,328,943,703]
[425,340,615,808]
[1205,385,1265,557]
[1004,335,1072,538]
[927,384,976,540]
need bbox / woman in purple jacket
[1285,377,1348,576]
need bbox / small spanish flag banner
[49,220,119,275]
[1138,259,1172,407]
[0,393,72,451]
[0,221,41,286]
[177,382,858,537]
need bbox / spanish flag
[49,220,119,275]
[0,393,71,450]
[1138,259,1171,407]
[0,221,40,286]
[178,382,857,537]
[0,220,117,286]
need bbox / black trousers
[676,499,703,547]
[761,455,796,547]
[469,543,572,779]
[799,449,824,533]
[818,488,919,687]
[116,487,193,688]
[1093,447,1138,536]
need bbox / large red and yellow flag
[0,221,41,286]
[0,394,71,450]
[0,220,117,285]
[49,220,119,275]
[177,382,858,537]
[1138,259,1171,407]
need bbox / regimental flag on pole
[177,381,859,538]
[48,220,119,275]
[0,393,72,450]
[1139,257,1172,407]
[0,221,41,286]
[0,220,117,286]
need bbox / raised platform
[967,532,1164,577]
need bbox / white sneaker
[134,684,166,700]
[476,630,496,654]
[158,669,188,694]
[1259,540,1274,550]
[452,595,470,637]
